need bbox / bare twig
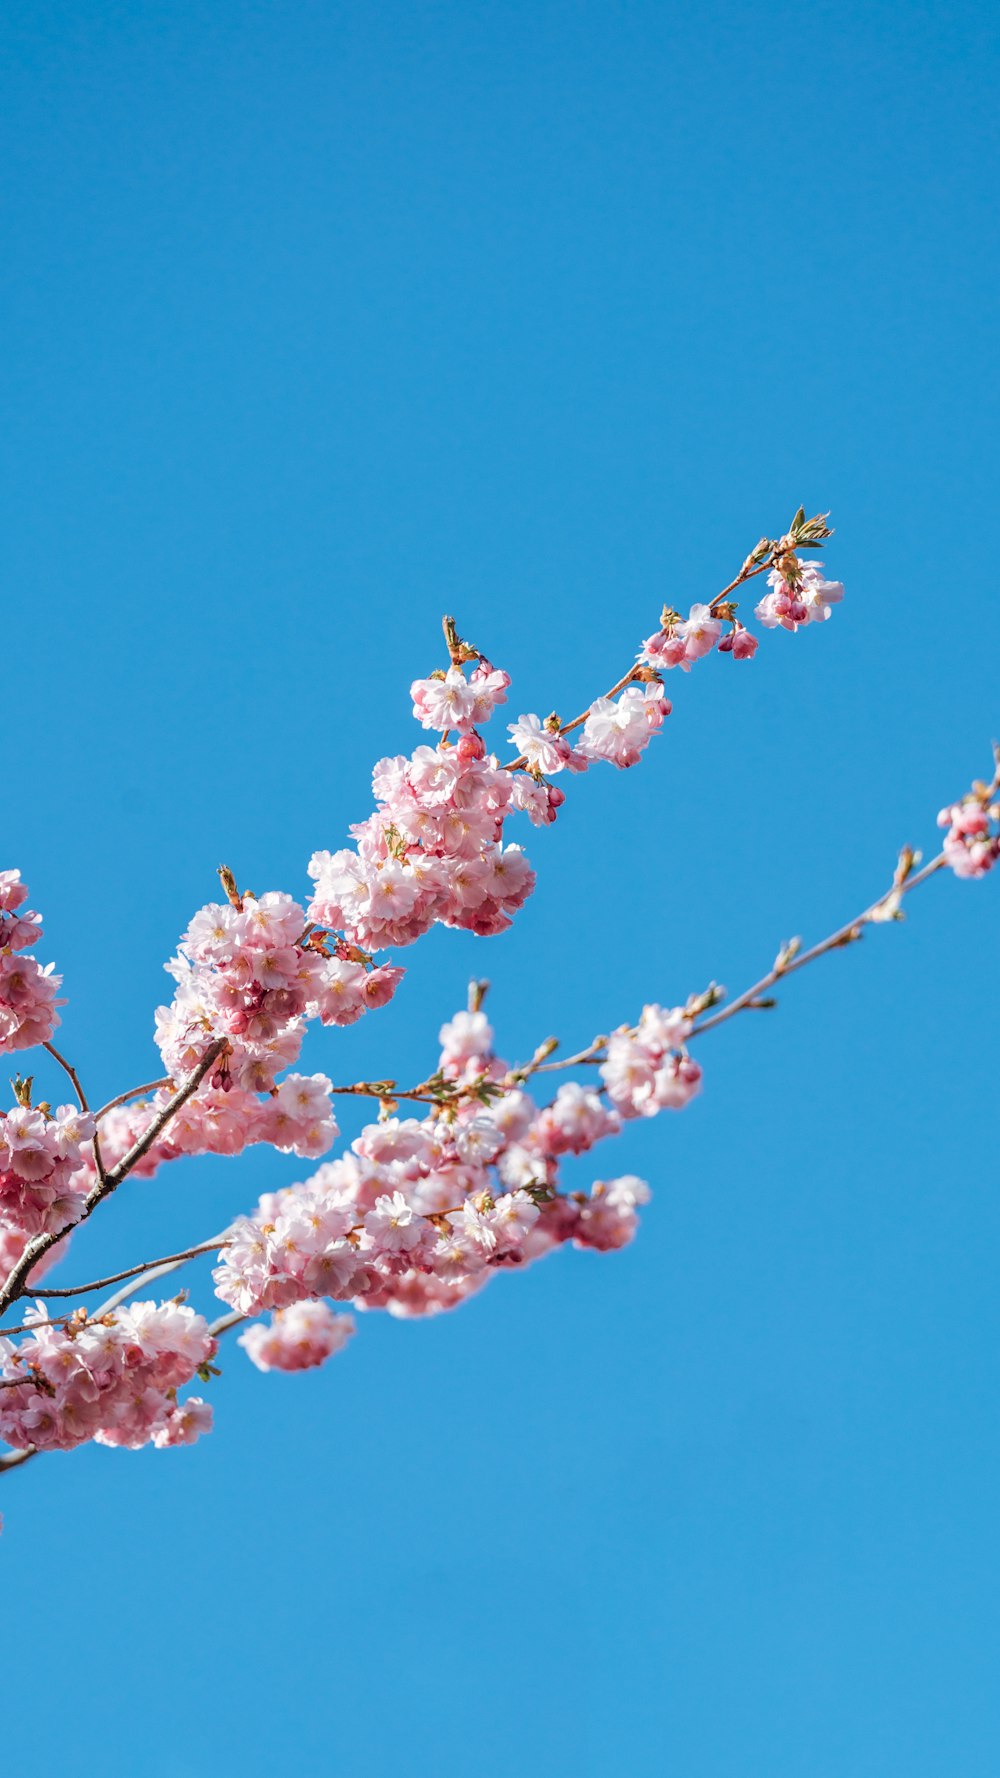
[94,1077,172,1122]
[690,854,947,1040]
[41,1041,90,1113]
[0,1447,35,1475]
[43,1040,108,1189]
[208,1309,247,1339]
[30,1238,231,1300]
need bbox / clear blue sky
[4,2,999,1773]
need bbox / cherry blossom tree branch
[0,1037,229,1316]
[502,508,832,770]
[689,855,947,1040]
[42,1040,108,1188]
[28,1239,233,1300]
[89,1038,230,1204]
[8,831,965,1334]
[94,1077,173,1121]
[3,525,996,1488]
[41,1041,90,1114]
[0,1446,33,1473]
[498,836,964,1087]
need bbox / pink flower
[257,1073,338,1159]
[363,1190,429,1257]
[574,1176,651,1251]
[239,1301,355,1373]
[531,1082,620,1157]
[411,663,510,734]
[640,630,689,670]
[411,667,482,733]
[577,687,670,768]
[0,1300,216,1453]
[677,603,723,661]
[152,1397,214,1448]
[756,562,844,632]
[938,798,1000,879]
[507,715,583,776]
[0,1102,95,1239]
[0,952,62,1055]
[601,1004,701,1119]
[718,626,758,661]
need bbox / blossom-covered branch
[1,511,995,1486]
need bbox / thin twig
[208,1309,247,1339]
[93,1037,229,1204]
[0,1038,229,1317]
[328,1082,446,1107]
[526,1040,607,1077]
[690,854,947,1040]
[501,533,802,773]
[43,1040,108,1188]
[94,1077,172,1122]
[29,1238,231,1300]
[0,1447,35,1474]
[42,1041,89,1112]
[0,1313,73,1338]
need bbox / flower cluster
[0,1300,215,1452]
[576,685,672,769]
[0,872,61,1056]
[0,526,890,1479]
[639,558,843,676]
[214,1002,665,1334]
[157,885,398,1081]
[238,1300,355,1372]
[641,603,727,672]
[601,1004,703,1118]
[308,739,536,949]
[938,792,1000,880]
[754,561,845,632]
[0,1102,95,1241]
[410,662,511,732]
[82,1071,342,1193]
[156,888,401,1093]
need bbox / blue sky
[3,1,999,1772]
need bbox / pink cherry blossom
[577,686,671,768]
[678,603,723,661]
[507,714,584,776]
[239,1301,355,1373]
[755,562,844,632]
[0,1300,216,1453]
[574,1175,651,1251]
[937,798,1000,879]
[0,1102,95,1240]
[601,1004,701,1119]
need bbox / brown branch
[29,1238,231,1300]
[689,854,947,1041]
[0,1313,73,1338]
[328,1081,445,1107]
[500,524,811,773]
[0,1447,36,1475]
[208,1309,247,1339]
[94,1077,172,1122]
[0,1038,229,1318]
[43,1041,108,1189]
[91,1037,229,1204]
[42,1041,90,1112]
